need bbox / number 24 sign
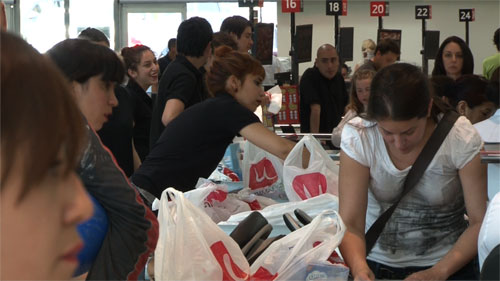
[282,0,301,13]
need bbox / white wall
[276,0,500,76]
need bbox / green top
[482,52,500,80]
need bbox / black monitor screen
[296,24,313,63]
[253,23,274,65]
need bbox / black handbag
[365,111,460,255]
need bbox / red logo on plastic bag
[249,158,278,189]
[210,241,249,281]
[206,189,228,204]
[250,267,277,281]
[292,173,327,199]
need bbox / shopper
[1,31,93,280]
[353,39,376,72]
[449,75,496,124]
[331,69,376,147]
[432,36,474,80]
[132,46,298,198]
[122,44,159,161]
[339,63,486,280]
[78,28,140,177]
[47,38,159,280]
[483,28,500,81]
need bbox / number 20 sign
[370,1,388,17]
[282,0,301,13]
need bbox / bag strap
[365,111,460,255]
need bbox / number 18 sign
[282,0,301,13]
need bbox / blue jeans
[366,259,478,280]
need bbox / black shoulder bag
[365,111,460,255]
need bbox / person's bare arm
[338,151,374,281]
[310,104,321,133]
[161,99,185,126]
[240,123,295,160]
[405,154,487,280]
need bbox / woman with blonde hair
[354,39,376,72]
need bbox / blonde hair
[361,39,376,52]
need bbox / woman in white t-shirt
[338,63,487,280]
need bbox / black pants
[366,259,479,280]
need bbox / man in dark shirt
[220,15,253,53]
[157,38,177,78]
[300,44,347,133]
[150,17,213,148]
[357,38,400,72]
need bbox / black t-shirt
[132,92,260,198]
[150,55,206,149]
[158,52,173,78]
[97,85,134,176]
[126,79,152,162]
[299,67,347,133]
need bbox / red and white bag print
[242,141,287,201]
[283,135,339,201]
[250,210,347,281]
[155,188,250,281]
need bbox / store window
[127,12,183,57]
[186,2,278,32]
[186,2,278,52]
[69,0,114,48]
[20,0,65,53]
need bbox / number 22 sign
[282,0,301,13]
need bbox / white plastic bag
[283,135,339,201]
[250,210,346,280]
[155,188,250,281]
[242,141,287,201]
[184,181,251,223]
[220,194,338,228]
[265,85,283,114]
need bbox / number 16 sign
[282,0,301,13]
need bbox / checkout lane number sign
[370,1,389,17]
[415,5,431,20]
[282,0,301,13]
[459,9,475,22]
[326,0,347,16]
